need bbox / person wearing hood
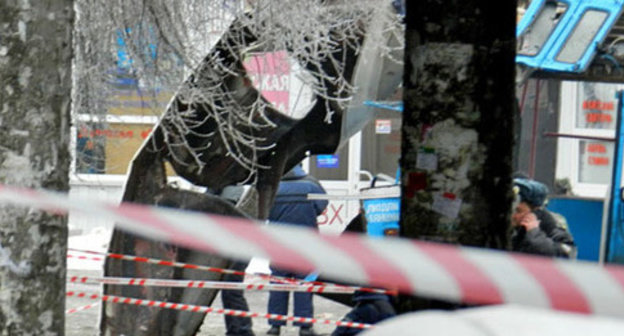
[511,178,577,258]
[266,164,328,336]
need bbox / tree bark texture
[0,0,73,334]
[400,1,517,261]
[398,0,517,313]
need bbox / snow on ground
[65,227,346,336]
[67,227,111,271]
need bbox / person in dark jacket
[331,205,397,336]
[511,178,577,258]
[266,165,328,336]
[331,291,396,336]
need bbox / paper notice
[416,151,438,171]
[432,192,462,219]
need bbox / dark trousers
[222,261,255,336]
[267,268,313,328]
[331,299,395,336]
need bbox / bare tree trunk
[399,1,517,310]
[0,0,73,334]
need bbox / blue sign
[363,198,400,237]
[316,155,339,168]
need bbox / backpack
[548,210,577,259]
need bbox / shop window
[360,116,401,178]
[73,23,183,177]
[75,123,106,174]
[576,82,617,130]
[73,87,171,176]
[578,140,613,184]
[75,122,157,175]
[557,81,624,197]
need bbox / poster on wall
[578,140,613,184]
[243,51,290,115]
[576,82,617,130]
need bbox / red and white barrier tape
[4,184,624,317]
[68,248,299,284]
[67,275,380,294]
[65,291,371,329]
[67,253,103,262]
[67,249,396,295]
[66,301,100,314]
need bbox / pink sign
[244,51,290,114]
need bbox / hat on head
[513,178,549,207]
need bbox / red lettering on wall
[78,128,149,139]
[588,156,609,166]
[587,144,607,153]
[585,113,613,123]
[583,100,614,111]
[317,203,344,226]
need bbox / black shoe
[299,327,319,336]
[267,326,280,335]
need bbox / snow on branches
[73,0,403,180]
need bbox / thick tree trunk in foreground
[0,0,73,334]
[399,1,517,310]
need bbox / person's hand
[518,212,540,231]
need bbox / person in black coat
[331,204,397,336]
[331,291,396,336]
[511,178,577,258]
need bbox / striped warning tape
[65,291,372,329]
[3,184,624,318]
[67,248,299,284]
[66,301,100,314]
[67,253,103,262]
[67,249,396,295]
[67,275,393,294]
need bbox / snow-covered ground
[67,227,111,271]
[65,227,347,336]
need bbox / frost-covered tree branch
[74,0,403,179]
